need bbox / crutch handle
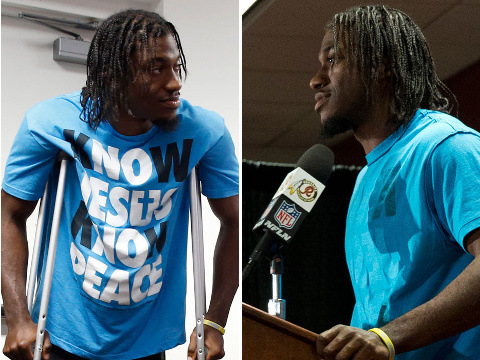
[55,150,70,162]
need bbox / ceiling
[243,0,480,163]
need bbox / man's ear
[378,60,392,93]
[381,60,391,79]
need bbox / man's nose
[310,69,328,90]
[166,70,182,92]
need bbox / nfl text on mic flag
[242,144,334,280]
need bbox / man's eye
[151,67,163,74]
[174,63,183,72]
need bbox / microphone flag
[252,167,326,243]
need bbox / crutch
[189,166,207,360]
[26,154,69,360]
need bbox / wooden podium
[243,303,318,359]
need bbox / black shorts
[50,345,166,360]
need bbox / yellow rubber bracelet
[369,328,395,360]
[203,319,225,335]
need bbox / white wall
[1,0,240,359]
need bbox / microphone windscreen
[296,144,334,184]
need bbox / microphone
[242,144,334,281]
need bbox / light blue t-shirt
[3,91,239,360]
[346,109,480,359]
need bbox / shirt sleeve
[429,132,480,251]
[197,123,239,199]
[2,113,58,201]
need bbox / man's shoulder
[22,91,84,138]
[413,109,480,143]
[416,109,478,135]
[407,110,480,162]
[26,91,82,118]
[178,99,224,127]
[176,99,229,147]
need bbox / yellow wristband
[203,319,225,335]
[369,328,395,360]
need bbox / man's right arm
[1,190,51,360]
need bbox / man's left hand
[187,325,225,360]
[316,325,389,360]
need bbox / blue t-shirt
[346,109,480,359]
[3,91,239,360]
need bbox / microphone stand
[267,251,286,320]
[242,231,276,281]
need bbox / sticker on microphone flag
[273,168,325,212]
[288,179,317,202]
[275,201,301,229]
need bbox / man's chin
[151,116,179,132]
[319,115,354,139]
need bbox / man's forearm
[1,216,33,329]
[205,220,239,327]
[382,255,480,354]
[1,191,39,330]
[316,254,480,359]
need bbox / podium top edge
[242,302,318,342]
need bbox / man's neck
[353,97,396,155]
[112,110,154,136]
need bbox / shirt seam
[1,182,40,201]
[457,217,480,250]
[203,187,239,199]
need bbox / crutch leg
[190,167,207,360]
[33,157,68,360]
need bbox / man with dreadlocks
[310,5,480,360]
[2,9,238,360]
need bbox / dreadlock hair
[80,9,187,129]
[327,5,457,129]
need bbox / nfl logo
[275,201,301,229]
